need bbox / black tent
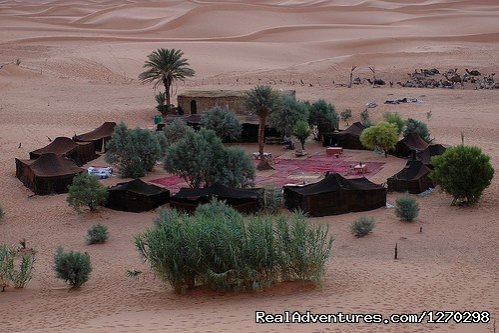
[106,179,170,212]
[29,137,97,166]
[417,144,447,167]
[73,122,116,152]
[394,133,429,158]
[323,122,366,149]
[284,173,386,216]
[170,183,263,214]
[387,161,434,194]
[15,153,84,195]
[240,123,281,143]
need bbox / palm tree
[139,48,195,109]
[244,85,283,170]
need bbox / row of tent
[15,122,116,195]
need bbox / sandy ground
[0,1,498,332]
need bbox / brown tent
[394,133,429,158]
[417,144,447,167]
[106,179,170,212]
[73,122,116,152]
[323,122,366,149]
[15,153,84,195]
[284,173,386,216]
[29,137,96,166]
[170,183,263,214]
[387,161,434,194]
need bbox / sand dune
[0,0,498,332]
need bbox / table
[326,147,343,156]
[353,164,367,174]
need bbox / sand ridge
[0,0,498,332]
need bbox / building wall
[177,96,247,115]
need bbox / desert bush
[135,202,334,293]
[395,196,420,222]
[67,173,108,213]
[202,106,241,142]
[360,108,373,128]
[165,128,255,188]
[268,95,309,136]
[430,145,494,205]
[360,121,399,157]
[86,223,109,245]
[383,112,404,135]
[308,99,339,137]
[340,109,352,126]
[0,244,36,290]
[351,217,375,237]
[105,122,162,178]
[404,118,431,142]
[54,247,92,289]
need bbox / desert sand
[0,1,498,332]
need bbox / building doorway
[190,100,197,114]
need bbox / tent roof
[389,160,432,181]
[285,173,383,196]
[173,183,262,199]
[21,153,83,177]
[418,144,447,164]
[73,122,116,141]
[109,179,168,195]
[337,122,365,136]
[399,133,429,151]
[30,137,78,156]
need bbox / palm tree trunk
[163,77,171,108]
[301,140,305,151]
[258,114,266,158]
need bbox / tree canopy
[404,118,431,143]
[202,106,241,142]
[308,99,339,138]
[360,121,399,157]
[268,95,309,136]
[430,145,494,205]
[293,120,312,151]
[383,112,405,135]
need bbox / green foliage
[268,95,309,136]
[430,145,494,205]
[340,109,352,125]
[308,99,339,137]
[404,118,431,143]
[165,128,255,188]
[139,48,195,106]
[360,121,399,157]
[360,108,373,128]
[105,122,162,178]
[292,120,311,151]
[351,217,375,237]
[86,223,109,245]
[135,202,333,293]
[0,244,36,290]
[244,86,283,157]
[383,112,404,135]
[54,247,92,289]
[395,196,420,222]
[202,106,241,142]
[67,173,109,213]
[262,186,283,214]
[162,119,194,149]
[155,91,168,115]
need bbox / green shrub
[430,145,494,205]
[135,202,333,293]
[86,223,109,245]
[308,99,339,137]
[202,106,241,142]
[0,244,36,290]
[360,121,399,157]
[155,91,168,115]
[262,186,283,214]
[54,247,92,289]
[67,173,109,213]
[383,112,404,135]
[395,196,420,222]
[404,118,431,143]
[351,217,375,237]
[360,108,373,128]
[162,119,194,149]
[105,122,162,178]
[292,120,311,151]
